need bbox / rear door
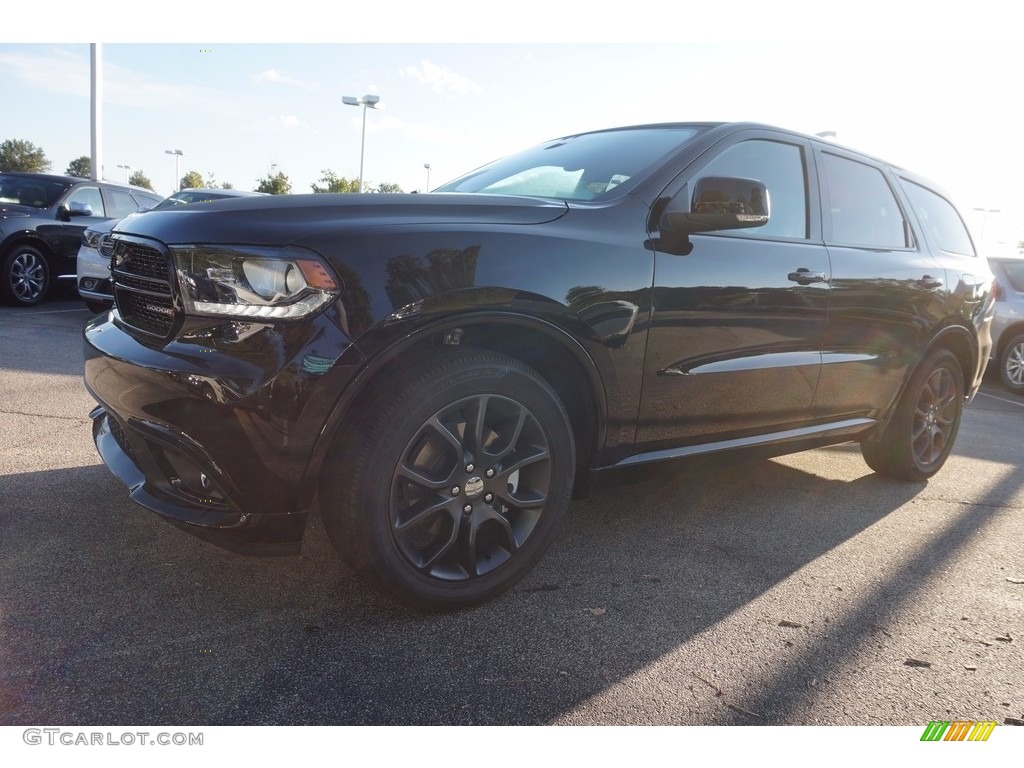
[813,147,949,421]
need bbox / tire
[84,299,113,315]
[861,347,964,481]
[998,331,1024,395]
[1,245,50,306]
[320,348,576,611]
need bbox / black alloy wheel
[321,348,575,610]
[861,347,964,481]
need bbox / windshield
[152,190,237,210]
[435,126,706,202]
[0,175,71,208]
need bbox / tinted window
[995,260,1024,292]
[66,186,105,216]
[823,153,907,248]
[132,191,163,210]
[900,180,974,256]
[107,188,141,218]
[153,190,236,209]
[695,139,808,239]
[0,175,70,207]
[436,127,705,202]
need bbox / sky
[3,2,1022,254]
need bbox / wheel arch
[299,310,609,514]
[994,321,1024,361]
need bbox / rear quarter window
[900,179,975,256]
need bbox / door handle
[787,268,827,285]
[917,275,944,290]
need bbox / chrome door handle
[917,275,944,289]
[788,268,827,285]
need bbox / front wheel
[999,331,1024,395]
[1,245,50,306]
[321,348,576,611]
[861,347,964,481]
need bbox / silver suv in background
[78,188,263,313]
[987,255,1024,394]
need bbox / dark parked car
[77,187,264,313]
[84,122,994,610]
[0,172,162,305]
[987,255,1024,394]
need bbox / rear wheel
[321,348,575,611]
[861,347,964,481]
[999,332,1024,395]
[1,245,50,306]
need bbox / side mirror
[67,201,94,217]
[661,176,770,235]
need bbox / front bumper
[84,306,364,554]
[76,245,114,303]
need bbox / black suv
[84,123,994,610]
[0,172,162,305]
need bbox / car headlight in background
[82,228,103,249]
[170,244,340,320]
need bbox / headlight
[170,244,340,320]
[82,229,103,249]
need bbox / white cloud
[254,68,318,90]
[400,59,481,95]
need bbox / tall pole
[359,103,368,193]
[166,150,184,192]
[90,44,102,181]
[424,163,431,192]
[343,94,379,194]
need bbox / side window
[106,188,141,218]
[899,180,975,256]
[695,139,808,239]
[132,191,163,210]
[66,186,106,217]
[822,153,907,249]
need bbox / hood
[112,193,569,246]
[0,203,39,219]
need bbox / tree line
[2,138,405,196]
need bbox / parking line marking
[4,308,89,316]
[976,390,1024,409]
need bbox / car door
[636,131,830,450]
[812,147,950,421]
[57,184,109,275]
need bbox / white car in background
[77,188,263,314]
[987,255,1024,395]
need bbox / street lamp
[815,130,837,139]
[423,163,431,192]
[342,94,380,192]
[165,149,184,192]
[117,164,131,183]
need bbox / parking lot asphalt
[1,299,1022,726]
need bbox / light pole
[117,164,131,183]
[815,130,837,139]
[423,163,431,192]
[973,207,1000,248]
[165,149,184,192]
[342,94,380,192]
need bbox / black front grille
[98,234,115,259]
[115,288,176,336]
[110,237,177,338]
[112,241,170,281]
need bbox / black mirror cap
[662,176,770,235]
